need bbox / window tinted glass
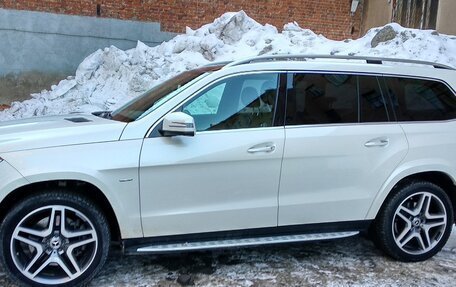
[183,73,279,131]
[359,76,389,122]
[386,77,456,121]
[286,73,357,125]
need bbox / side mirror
[159,112,196,137]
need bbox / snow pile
[1,11,456,121]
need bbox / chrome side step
[136,231,359,253]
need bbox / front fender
[0,159,30,202]
[0,140,144,239]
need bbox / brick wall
[0,0,363,40]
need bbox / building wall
[361,0,393,34]
[362,0,456,36]
[436,0,456,35]
[0,0,363,40]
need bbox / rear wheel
[375,181,454,262]
[0,191,110,286]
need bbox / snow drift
[1,11,455,121]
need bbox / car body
[0,55,455,286]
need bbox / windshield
[111,65,223,122]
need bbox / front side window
[385,77,456,121]
[182,73,279,131]
[110,65,222,122]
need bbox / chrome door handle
[364,138,389,147]
[247,144,276,153]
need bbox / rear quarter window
[385,77,456,121]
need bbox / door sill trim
[134,231,359,253]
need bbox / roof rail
[203,60,232,67]
[223,54,455,70]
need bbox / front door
[140,72,285,237]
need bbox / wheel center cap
[412,218,421,227]
[49,236,62,250]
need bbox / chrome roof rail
[203,60,232,67]
[223,54,455,70]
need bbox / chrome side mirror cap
[160,112,196,137]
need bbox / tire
[0,191,110,286]
[374,181,454,262]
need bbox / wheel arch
[0,179,122,242]
[368,170,456,222]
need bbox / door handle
[364,138,389,147]
[247,144,276,153]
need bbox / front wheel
[0,192,110,286]
[374,181,454,262]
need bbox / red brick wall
[0,0,363,40]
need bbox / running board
[135,231,359,253]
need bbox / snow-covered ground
[0,229,455,286]
[1,11,456,120]
[93,232,456,287]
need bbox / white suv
[0,55,455,286]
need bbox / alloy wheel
[10,205,98,285]
[392,191,447,255]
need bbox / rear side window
[286,73,389,125]
[286,73,357,125]
[385,77,456,121]
[359,76,389,122]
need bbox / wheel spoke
[422,194,431,214]
[53,207,65,234]
[54,256,77,279]
[23,246,45,273]
[13,233,42,249]
[422,228,432,249]
[398,230,416,247]
[17,207,58,239]
[31,256,53,278]
[416,232,427,250]
[46,207,60,236]
[17,226,48,239]
[424,218,446,229]
[413,194,426,216]
[60,208,96,239]
[63,237,96,277]
[395,216,412,243]
[65,250,81,274]
[425,207,446,220]
[62,228,95,239]
[397,210,412,225]
[396,226,412,244]
[398,205,418,218]
[68,237,96,251]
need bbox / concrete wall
[361,0,393,35]
[0,8,176,75]
[436,0,456,35]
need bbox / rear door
[278,73,409,226]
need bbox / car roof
[206,54,456,87]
